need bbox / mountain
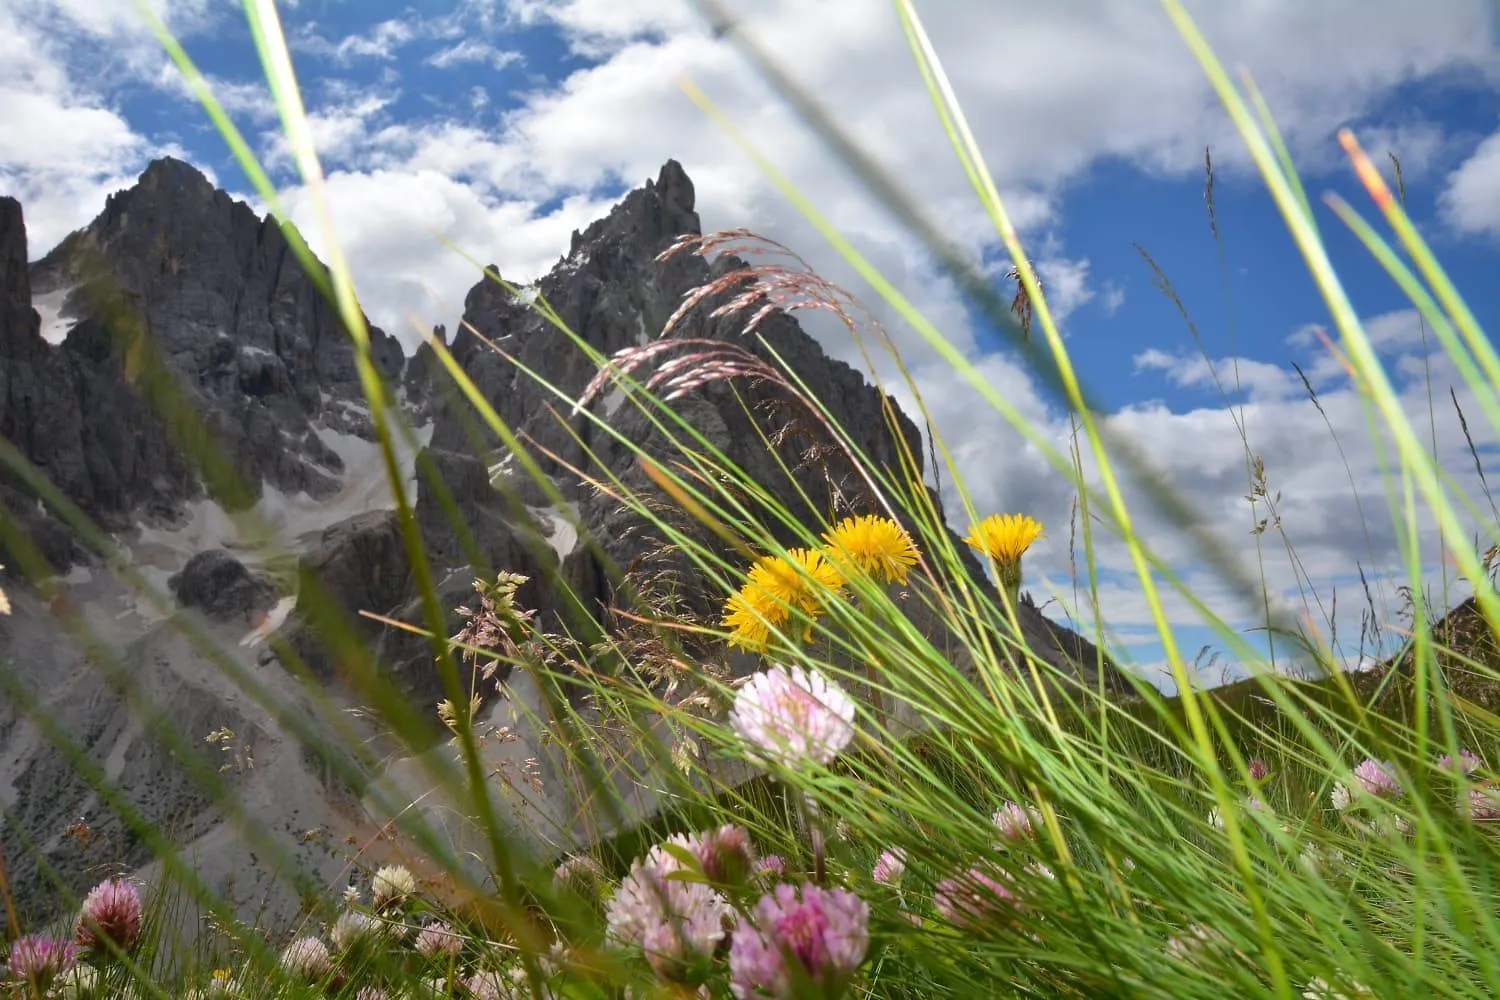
[0,158,1121,933]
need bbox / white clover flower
[277,936,332,981]
[371,864,417,909]
[1330,783,1352,811]
[605,845,731,982]
[331,909,381,951]
[57,964,99,1000]
[729,664,855,768]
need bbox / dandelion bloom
[746,549,845,616]
[872,849,906,886]
[821,515,919,585]
[723,587,780,653]
[963,514,1043,564]
[74,877,143,952]
[728,883,869,1000]
[6,935,76,988]
[730,664,856,768]
[992,801,1041,842]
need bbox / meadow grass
[2,0,1500,997]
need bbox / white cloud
[11,0,1499,683]
[1440,130,1500,238]
[426,38,523,70]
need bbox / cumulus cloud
[9,0,1499,683]
[1440,130,1500,238]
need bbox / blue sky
[4,0,1500,689]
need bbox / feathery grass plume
[1004,260,1044,341]
[821,514,919,585]
[963,513,1044,610]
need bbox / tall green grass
[2,0,1499,997]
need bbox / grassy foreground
[5,0,1500,998]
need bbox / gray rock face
[0,157,1124,936]
[169,550,275,622]
[7,158,404,545]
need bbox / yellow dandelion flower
[822,514,920,585]
[745,547,845,615]
[963,513,1044,563]
[722,587,779,653]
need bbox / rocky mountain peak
[0,156,1122,936]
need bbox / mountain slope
[0,158,1120,933]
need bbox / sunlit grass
[1,0,1498,997]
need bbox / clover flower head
[872,848,906,886]
[729,883,869,1000]
[370,864,417,909]
[6,935,76,987]
[75,877,143,952]
[730,664,855,769]
[277,936,332,981]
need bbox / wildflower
[1351,759,1403,799]
[356,988,390,1000]
[606,846,731,984]
[342,884,361,906]
[415,922,465,960]
[1462,785,1500,821]
[728,883,869,1000]
[992,801,1041,842]
[694,824,758,885]
[872,849,906,886]
[370,864,416,909]
[56,963,99,999]
[963,513,1043,564]
[723,587,779,653]
[932,865,1016,929]
[331,910,381,951]
[963,513,1043,606]
[730,664,856,769]
[6,935,76,989]
[277,936,332,981]
[746,549,846,617]
[1330,783,1353,811]
[1207,795,1271,831]
[74,877,143,952]
[821,515,919,585]
[1438,748,1482,774]
[1247,757,1271,781]
[554,853,608,895]
[758,855,787,879]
